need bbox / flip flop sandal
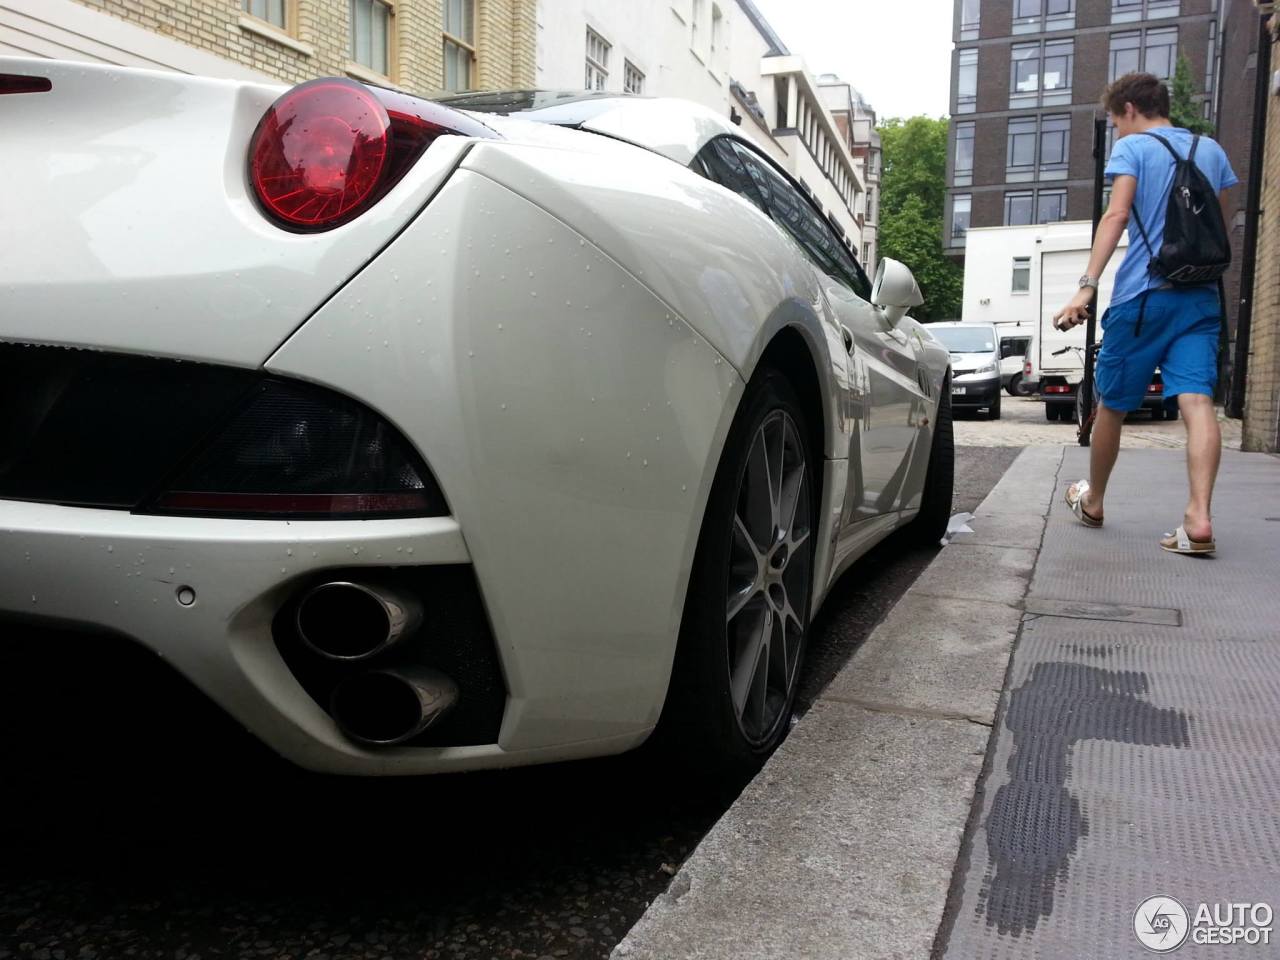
[1160,525,1215,556]
[1064,479,1104,528]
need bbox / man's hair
[1101,72,1170,119]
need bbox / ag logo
[1134,896,1190,952]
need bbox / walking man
[1054,72,1237,555]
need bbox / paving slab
[614,701,990,960]
[910,543,1037,607]
[821,594,1021,724]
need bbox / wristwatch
[1078,275,1099,290]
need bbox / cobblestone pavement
[0,450,1017,960]
[953,394,1243,449]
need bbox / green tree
[876,116,962,321]
[1168,53,1214,135]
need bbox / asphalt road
[0,446,1019,960]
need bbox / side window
[692,138,769,216]
[729,141,872,301]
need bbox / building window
[1013,0,1075,34]
[960,0,980,41]
[954,121,975,187]
[1039,114,1070,179]
[710,4,723,63]
[1007,116,1037,181]
[1046,0,1075,30]
[1205,17,1217,109]
[691,0,703,51]
[1109,32,1139,80]
[351,0,392,77]
[863,242,871,266]
[1144,27,1177,81]
[243,0,286,29]
[1113,0,1178,23]
[1013,0,1041,34]
[1004,191,1034,225]
[442,0,474,90]
[951,194,972,244]
[1012,256,1031,293]
[957,49,977,114]
[1042,39,1073,104]
[585,27,610,91]
[1109,27,1176,82]
[1010,43,1040,109]
[624,60,644,94]
[1006,114,1070,183]
[1037,189,1067,223]
[1011,39,1072,108]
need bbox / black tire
[1075,384,1091,429]
[908,386,955,546]
[656,367,816,782]
[1006,375,1020,397]
[987,392,1002,420]
[1165,406,1179,421]
[1045,402,1060,422]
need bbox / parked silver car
[927,322,1002,420]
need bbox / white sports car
[0,60,952,776]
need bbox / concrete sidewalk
[613,446,1280,960]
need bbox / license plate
[951,386,966,395]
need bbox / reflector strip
[150,491,434,515]
[0,75,52,94]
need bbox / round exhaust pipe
[330,666,459,747]
[295,581,421,661]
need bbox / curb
[612,446,1064,960]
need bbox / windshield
[931,327,996,353]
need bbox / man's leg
[1081,403,1126,520]
[1178,392,1219,541]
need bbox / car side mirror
[871,257,924,324]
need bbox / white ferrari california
[0,60,952,776]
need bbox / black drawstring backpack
[1127,132,1232,335]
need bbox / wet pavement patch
[976,662,1191,937]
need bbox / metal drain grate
[1024,599,1182,627]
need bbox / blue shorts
[1095,287,1221,413]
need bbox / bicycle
[1049,343,1102,447]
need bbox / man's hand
[1053,287,1094,331]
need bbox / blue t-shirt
[1105,127,1238,306]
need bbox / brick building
[944,0,1219,258]
[1240,7,1278,452]
[1,0,535,95]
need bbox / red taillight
[250,79,390,229]
[1148,384,1162,393]
[1023,361,1032,376]
[248,77,499,232]
[1045,384,1071,394]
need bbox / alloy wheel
[725,410,811,746]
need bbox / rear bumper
[950,376,1001,407]
[0,501,650,774]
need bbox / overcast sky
[748,0,953,121]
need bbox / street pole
[1078,116,1106,447]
